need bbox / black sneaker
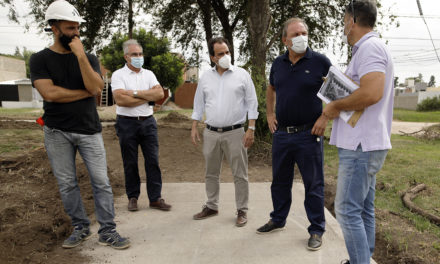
[62,225,92,248]
[98,229,130,250]
[307,233,322,251]
[256,220,285,234]
[340,260,350,264]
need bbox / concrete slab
[81,183,376,264]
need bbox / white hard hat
[45,0,86,23]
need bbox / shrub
[417,96,440,111]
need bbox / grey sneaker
[98,229,130,250]
[256,220,285,234]
[62,225,92,249]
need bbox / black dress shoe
[128,197,138,211]
[256,220,285,234]
[307,233,323,251]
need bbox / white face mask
[218,54,232,69]
[290,35,308,53]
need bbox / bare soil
[0,115,439,263]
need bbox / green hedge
[417,96,440,111]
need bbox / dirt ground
[0,114,439,264]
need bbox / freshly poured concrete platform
[81,183,376,264]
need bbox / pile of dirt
[418,123,440,140]
[159,111,190,123]
[0,146,124,264]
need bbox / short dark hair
[208,37,230,56]
[346,0,377,28]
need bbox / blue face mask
[130,57,144,69]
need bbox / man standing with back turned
[191,37,258,227]
[256,17,331,251]
[30,0,129,250]
[312,1,394,263]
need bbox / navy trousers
[270,129,326,235]
[115,116,162,202]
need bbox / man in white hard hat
[30,0,130,250]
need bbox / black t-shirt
[30,48,102,134]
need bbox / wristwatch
[248,126,256,131]
[133,90,138,98]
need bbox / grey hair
[282,17,308,38]
[122,39,143,54]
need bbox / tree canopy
[100,29,185,93]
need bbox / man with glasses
[111,39,172,212]
[191,37,258,227]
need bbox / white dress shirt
[191,65,259,127]
[111,64,159,117]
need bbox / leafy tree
[3,0,140,51]
[100,29,184,93]
[13,47,35,78]
[415,73,424,83]
[428,75,436,87]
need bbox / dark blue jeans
[270,129,325,235]
[115,116,162,202]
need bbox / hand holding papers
[317,66,363,128]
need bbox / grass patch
[0,129,44,154]
[393,108,440,122]
[323,134,440,239]
[0,108,43,119]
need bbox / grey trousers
[203,127,249,211]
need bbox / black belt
[278,123,314,134]
[206,124,243,132]
[117,115,152,121]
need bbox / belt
[206,124,243,132]
[117,115,152,121]
[278,123,314,134]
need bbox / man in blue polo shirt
[256,17,331,251]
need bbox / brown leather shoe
[149,198,172,211]
[128,197,138,211]
[193,206,218,220]
[236,210,247,227]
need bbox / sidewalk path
[81,183,376,264]
[392,121,438,134]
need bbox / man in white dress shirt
[191,37,259,227]
[111,39,172,212]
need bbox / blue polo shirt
[269,48,331,126]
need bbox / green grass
[0,108,43,119]
[0,129,44,154]
[324,134,440,238]
[393,108,440,122]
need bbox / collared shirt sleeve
[111,70,125,91]
[191,76,205,121]
[148,71,160,88]
[243,70,259,120]
[269,62,275,87]
[357,41,387,78]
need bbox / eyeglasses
[351,0,356,23]
[129,52,143,57]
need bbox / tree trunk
[128,0,133,38]
[196,0,213,66]
[248,0,271,139]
